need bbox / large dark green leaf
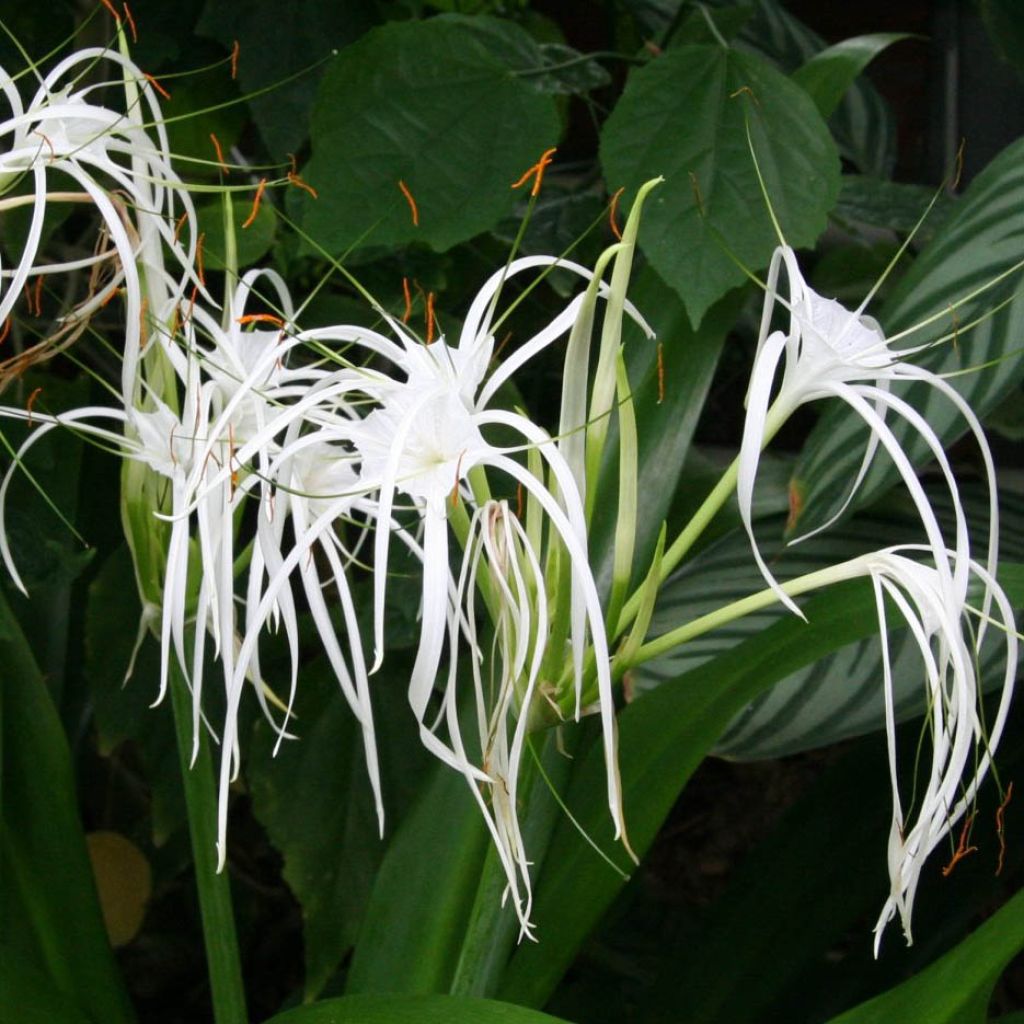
[500,580,882,1007]
[823,885,1024,1024]
[345,764,489,995]
[723,0,898,176]
[266,993,571,1024]
[197,0,375,156]
[85,547,185,844]
[0,587,135,1024]
[294,17,560,257]
[247,656,430,1000]
[599,43,839,328]
[792,136,1024,537]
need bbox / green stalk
[626,557,866,666]
[167,666,248,1024]
[614,398,790,640]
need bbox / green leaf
[599,44,839,327]
[198,197,276,272]
[197,0,375,155]
[85,547,185,844]
[500,580,883,1007]
[634,487,1024,760]
[833,176,954,241]
[247,655,430,1000]
[979,0,1024,79]
[791,34,911,119]
[792,136,1024,536]
[0,587,135,1024]
[265,993,571,1024]
[823,886,1024,1024]
[723,0,897,176]
[294,16,560,257]
[346,764,489,995]
[634,737,893,1024]
[0,944,95,1024]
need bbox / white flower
[0,48,205,401]
[852,547,1017,953]
[738,245,998,628]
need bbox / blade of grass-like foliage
[0,945,95,1024]
[345,764,489,995]
[822,886,1024,1024]
[500,580,883,1007]
[0,586,135,1024]
[589,275,734,588]
[265,993,572,1024]
[792,136,1024,537]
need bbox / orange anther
[122,2,137,41]
[236,313,285,327]
[0,318,10,346]
[144,73,171,101]
[425,291,436,344]
[195,232,206,286]
[398,179,419,226]
[516,481,524,521]
[100,285,119,308]
[242,178,267,229]
[450,450,466,508]
[209,132,229,174]
[786,479,805,534]
[996,781,1014,876]
[32,277,43,316]
[26,387,43,426]
[287,171,317,198]
[494,330,513,359]
[173,210,188,244]
[656,341,665,405]
[230,40,240,80]
[730,85,759,105]
[942,812,978,877]
[99,0,120,23]
[139,296,149,346]
[401,277,412,324]
[511,147,557,198]
[609,186,624,241]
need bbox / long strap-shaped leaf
[500,578,881,1006]
[0,587,135,1024]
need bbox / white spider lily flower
[847,546,1017,954]
[289,257,650,840]
[738,244,998,629]
[0,48,205,400]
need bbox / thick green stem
[167,667,248,1024]
[613,399,790,641]
[627,558,866,666]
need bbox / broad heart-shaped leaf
[247,657,431,1000]
[197,0,376,156]
[599,43,840,328]
[791,33,911,119]
[823,886,1024,1024]
[719,0,897,177]
[791,135,1024,538]
[293,16,560,257]
[634,483,1024,760]
[499,580,882,1008]
[265,993,571,1024]
[0,587,135,1024]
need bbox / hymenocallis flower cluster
[0,27,1016,954]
